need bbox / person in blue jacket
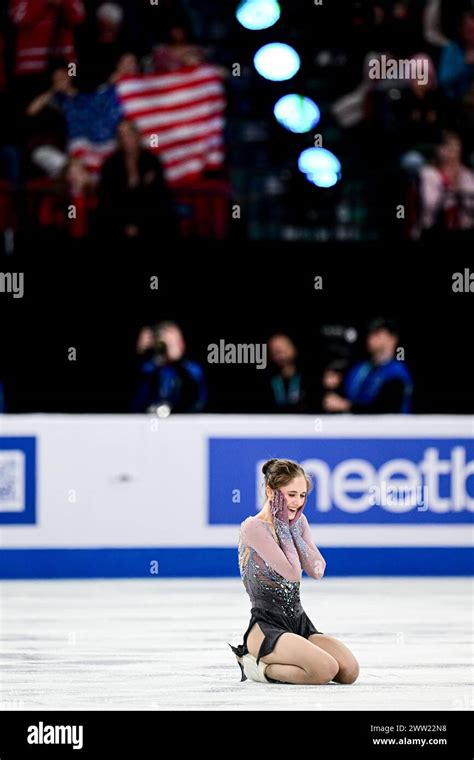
[132,321,207,413]
[439,9,474,102]
[322,317,413,414]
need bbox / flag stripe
[133,100,226,132]
[116,65,226,185]
[117,65,222,94]
[119,85,224,116]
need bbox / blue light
[306,171,339,188]
[236,0,281,31]
[254,43,300,81]
[274,94,320,133]
[298,148,341,175]
[298,148,341,187]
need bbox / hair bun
[262,458,278,476]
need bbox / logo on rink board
[0,437,36,523]
[208,438,474,524]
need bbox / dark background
[1,239,472,414]
[1,0,473,414]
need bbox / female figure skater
[229,458,359,685]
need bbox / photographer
[322,317,413,414]
[132,321,207,413]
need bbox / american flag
[65,85,122,182]
[115,64,226,185]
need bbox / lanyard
[271,374,301,406]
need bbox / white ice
[0,577,472,711]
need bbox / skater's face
[268,475,308,519]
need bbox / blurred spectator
[10,0,85,79]
[321,358,348,395]
[418,129,474,236]
[149,19,206,73]
[332,51,376,129]
[423,0,450,48]
[323,317,413,414]
[439,9,474,129]
[78,2,126,89]
[313,358,349,414]
[31,155,94,237]
[26,63,78,118]
[395,53,445,152]
[25,64,74,173]
[260,333,313,413]
[26,62,123,183]
[373,0,423,58]
[97,119,176,240]
[109,52,139,84]
[132,321,207,413]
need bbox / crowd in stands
[1,1,474,244]
[330,0,474,239]
[0,0,230,248]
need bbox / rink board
[0,415,472,577]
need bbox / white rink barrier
[0,414,472,577]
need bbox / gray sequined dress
[230,514,326,675]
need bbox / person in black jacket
[97,119,177,241]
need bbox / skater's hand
[270,489,307,528]
[269,490,291,525]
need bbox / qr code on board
[0,451,25,511]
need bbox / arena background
[0,0,472,718]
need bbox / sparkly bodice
[238,517,304,617]
[238,514,326,617]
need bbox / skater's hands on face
[269,489,290,524]
[269,476,308,527]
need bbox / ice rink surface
[0,577,472,711]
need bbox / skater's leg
[246,622,339,685]
[308,634,359,684]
